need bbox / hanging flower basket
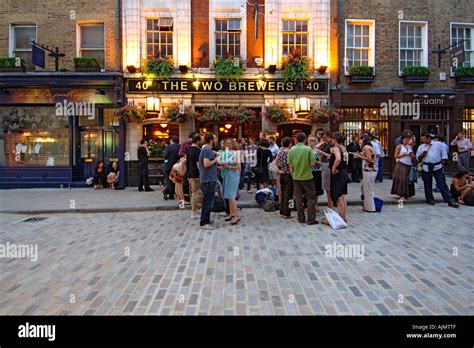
[144,55,174,79]
[265,104,290,123]
[114,104,146,123]
[307,105,341,124]
[199,107,255,124]
[166,105,199,123]
[232,108,256,124]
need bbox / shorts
[189,178,203,206]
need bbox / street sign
[32,44,45,69]
[450,43,465,69]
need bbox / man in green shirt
[288,132,318,225]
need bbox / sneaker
[191,212,199,219]
[306,220,319,225]
[179,201,186,209]
[200,224,214,230]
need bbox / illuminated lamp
[224,124,232,129]
[192,74,200,89]
[219,127,225,132]
[160,123,168,128]
[294,97,311,115]
[146,97,160,112]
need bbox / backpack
[262,194,280,212]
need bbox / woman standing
[221,139,241,225]
[350,134,377,212]
[255,138,273,189]
[391,133,416,199]
[308,135,324,208]
[329,132,348,221]
[275,137,293,218]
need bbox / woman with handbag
[391,133,416,199]
[170,156,187,209]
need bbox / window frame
[9,23,37,69]
[145,18,174,60]
[77,22,106,68]
[398,20,428,76]
[344,19,376,75]
[450,22,474,76]
[215,18,242,58]
[282,19,309,57]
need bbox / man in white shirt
[416,133,459,208]
[268,136,280,158]
[370,134,384,183]
[450,131,472,173]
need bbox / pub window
[215,19,241,58]
[451,23,474,75]
[345,20,375,75]
[146,18,173,59]
[11,24,36,69]
[463,109,474,154]
[79,23,105,67]
[282,20,308,57]
[399,21,428,74]
[338,108,388,153]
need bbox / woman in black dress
[255,138,273,189]
[329,132,348,222]
[93,160,107,189]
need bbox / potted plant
[402,66,430,83]
[148,139,166,159]
[114,104,146,123]
[145,55,174,79]
[454,66,474,84]
[307,105,341,124]
[281,47,313,84]
[214,56,243,81]
[73,57,101,72]
[0,57,26,72]
[199,107,228,123]
[166,105,199,123]
[232,108,256,124]
[265,104,290,123]
[348,65,375,83]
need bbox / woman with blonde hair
[220,139,241,225]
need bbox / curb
[0,198,445,215]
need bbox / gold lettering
[247,81,255,91]
[277,82,284,91]
[202,81,213,90]
[286,82,294,92]
[161,81,169,90]
[181,81,188,91]
[171,81,179,90]
[239,82,246,91]
[214,82,223,91]
[256,81,267,91]
[229,82,237,91]
[268,81,275,91]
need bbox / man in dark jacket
[347,135,361,183]
[162,135,180,200]
[137,139,154,192]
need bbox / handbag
[408,166,418,184]
[269,160,279,175]
[323,208,348,230]
[173,158,187,176]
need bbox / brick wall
[0,0,120,71]
[337,0,474,89]
[191,0,209,67]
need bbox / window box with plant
[307,105,341,124]
[213,56,243,81]
[401,66,430,83]
[265,104,290,123]
[454,67,474,84]
[166,105,199,124]
[281,47,313,84]
[73,57,101,72]
[0,57,26,72]
[114,104,146,123]
[348,66,375,83]
[145,55,174,79]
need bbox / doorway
[277,123,312,139]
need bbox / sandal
[231,217,241,225]
[225,216,235,222]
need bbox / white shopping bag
[324,208,348,230]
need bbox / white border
[344,19,376,76]
[398,20,428,76]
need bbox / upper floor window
[79,23,105,67]
[146,18,173,59]
[12,24,36,69]
[282,20,308,57]
[399,21,428,74]
[215,19,241,57]
[451,24,473,73]
[345,20,375,74]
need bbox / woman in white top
[391,133,416,199]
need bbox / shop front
[0,73,124,188]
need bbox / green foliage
[73,57,101,68]
[265,104,289,123]
[454,66,474,77]
[114,104,146,123]
[145,56,174,78]
[307,105,341,124]
[214,57,243,81]
[148,139,166,158]
[199,107,255,124]
[166,105,199,123]
[0,57,26,67]
[348,65,374,76]
[281,47,313,83]
[402,66,431,76]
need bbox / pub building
[122,0,332,185]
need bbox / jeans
[200,182,217,226]
[138,163,151,190]
[163,169,175,198]
[293,179,316,223]
[376,157,384,182]
[421,168,452,203]
[279,173,294,217]
[458,151,471,172]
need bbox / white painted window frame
[344,19,376,75]
[450,22,474,76]
[398,20,428,76]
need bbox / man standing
[288,132,318,225]
[137,139,154,192]
[187,133,203,219]
[347,135,361,183]
[451,132,472,172]
[416,133,459,208]
[316,131,334,208]
[369,133,384,183]
[162,135,180,200]
[199,133,220,230]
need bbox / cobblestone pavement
[0,205,472,315]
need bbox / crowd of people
[90,128,472,228]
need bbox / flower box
[0,57,26,72]
[348,66,375,83]
[73,57,101,72]
[454,67,474,84]
[402,66,430,84]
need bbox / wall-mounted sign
[32,45,46,69]
[127,78,328,95]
